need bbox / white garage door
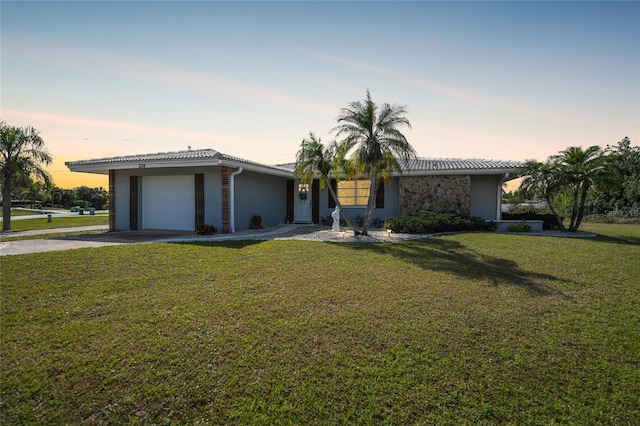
[142,175,195,231]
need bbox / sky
[2,1,639,190]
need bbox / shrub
[195,224,217,235]
[385,211,496,234]
[502,212,562,230]
[506,220,532,233]
[371,217,385,229]
[354,215,386,229]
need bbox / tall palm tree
[1,121,52,231]
[552,146,612,232]
[332,90,415,235]
[294,132,356,232]
[519,159,565,230]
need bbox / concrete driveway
[0,228,195,256]
[0,226,306,256]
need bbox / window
[329,179,385,208]
[337,180,370,206]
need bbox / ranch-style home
[65,149,523,233]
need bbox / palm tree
[551,146,612,232]
[48,186,63,208]
[519,160,565,230]
[1,121,52,231]
[332,90,415,235]
[60,189,74,209]
[20,180,46,209]
[294,132,356,232]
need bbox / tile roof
[402,157,523,171]
[275,162,297,172]
[66,149,523,175]
[275,158,523,173]
[65,149,292,174]
[66,149,222,166]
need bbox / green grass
[1,208,48,218]
[0,214,108,232]
[0,230,107,242]
[1,223,639,424]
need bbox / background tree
[552,146,612,231]
[332,90,415,235]
[70,186,108,209]
[519,160,566,230]
[20,180,46,209]
[60,189,74,209]
[519,145,614,232]
[502,187,526,205]
[295,132,356,232]
[586,137,640,217]
[47,185,63,208]
[1,121,53,231]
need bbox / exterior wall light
[299,186,308,200]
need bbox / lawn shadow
[591,233,640,246]
[169,239,267,250]
[58,230,269,248]
[341,237,571,298]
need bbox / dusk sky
[2,1,639,189]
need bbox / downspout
[497,173,510,221]
[229,167,243,233]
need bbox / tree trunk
[361,169,378,236]
[327,183,356,233]
[569,186,580,232]
[2,174,13,231]
[546,194,565,231]
[573,185,590,232]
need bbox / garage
[142,175,195,231]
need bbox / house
[65,149,522,233]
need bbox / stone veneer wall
[399,175,471,216]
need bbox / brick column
[221,166,230,234]
[108,170,115,232]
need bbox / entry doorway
[294,182,312,223]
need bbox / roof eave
[66,158,224,173]
[66,158,295,178]
[399,167,523,177]
[219,159,293,178]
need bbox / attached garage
[142,175,194,231]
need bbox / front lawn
[0,214,108,232]
[1,208,48,218]
[1,224,638,424]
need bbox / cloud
[293,46,540,116]
[3,37,338,118]
[2,108,242,142]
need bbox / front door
[293,181,312,223]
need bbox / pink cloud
[2,108,225,141]
[4,37,337,118]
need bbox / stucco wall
[470,175,501,220]
[399,175,471,216]
[113,171,130,231]
[234,170,288,230]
